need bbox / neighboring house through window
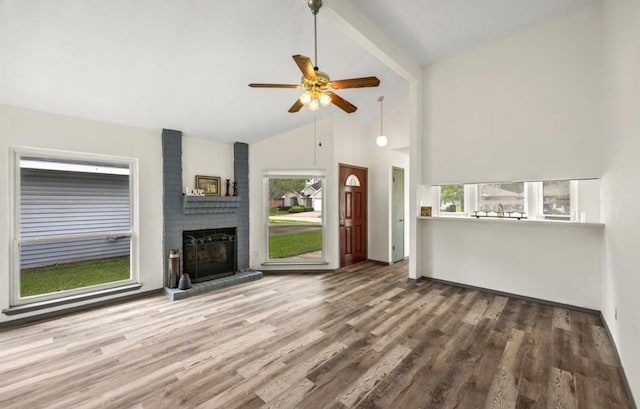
[265,172,325,263]
[477,182,526,214]
[11,148,137,305]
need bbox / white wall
[601,0,640,403]
[577,178,601,223]
[0,105,163,322]
[421,219,602,309]
[423,8,602,185]
[181,135,233,193]
[334,119,370,165]
[418,8,605,309]
[361,138,388,262]
[367,101,411,263]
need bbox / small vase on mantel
[225,179,231,196]
[233,182,238,197]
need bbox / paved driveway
[269,211,322,224]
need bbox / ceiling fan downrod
[308,0,322,70]
[308,0,322,15]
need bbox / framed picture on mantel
[195,175,221,196]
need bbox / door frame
[392,166,405,263]
[338,163,368,267]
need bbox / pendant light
[376,96,388,147]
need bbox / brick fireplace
[161,129,257,299]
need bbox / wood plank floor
[0,261,633,409]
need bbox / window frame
[434,181,586,222]
[263,170,327,265]
[9,146,139,306]
[437,184,470,217]
[535,180,576,221]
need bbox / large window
[265,175,324,262]
[432,179,596,222]
[12,150,136,304]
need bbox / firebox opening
[182,228,237,283]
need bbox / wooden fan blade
[330,76,380,89]
[288,99,304,113]
[327,92,357,113]
[293,55,317,81]
[248,83,300,88]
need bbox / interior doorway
[392,167,405,262]
[339,164,368,267]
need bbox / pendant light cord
[380,97,384,135]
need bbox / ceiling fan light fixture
[309,98,320,111]
[319,92,331,107]
[300,91,313,106]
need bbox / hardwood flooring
[0,261,633,409]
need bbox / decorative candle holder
[168,249,180,288]
[225,179,231,196]
[420,206,432,217]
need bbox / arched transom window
[345,174,361,187]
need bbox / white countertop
[418,215,604,228]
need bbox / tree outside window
[439,185,465,213]
[266,177,324,261]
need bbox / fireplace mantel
[183,196,240,215]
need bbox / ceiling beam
[322,0,422,82]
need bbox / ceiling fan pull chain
[313,113,318,166]
[380,96,384,135]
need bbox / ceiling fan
[248,0,380,113]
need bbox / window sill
[3,283,143,316]
[262,261,329,266]
[418,216,604,228]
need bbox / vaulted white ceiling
[0,0,600,143]
[351,0,601,66]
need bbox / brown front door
[339,164,368,267]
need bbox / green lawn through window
[269,229,322,259]
[20,256,130,297]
